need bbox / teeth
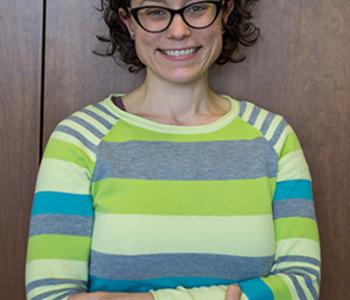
[163,48,197,57]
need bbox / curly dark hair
[94,0,260,73]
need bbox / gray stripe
[288,274,307,300]
[275,255,320,267]
[31,288,84,300]
[273,199,316,220]
[52,291,85,300]
[247,105,261,125]
[89,250,274,281]
[92,139,278,182]
[82,108,113,130]
[26,278,87,294]
[93,102,118,119]
[55,125,97,153]
[260,112,275,134]
[29,214,92,237]
[269,118,288,146]
[304,275,318,299]
[68,115,105,139]
[274,266,320,283]
[238,101,247,117]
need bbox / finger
[225,285,241,300]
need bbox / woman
[25,0,321,299]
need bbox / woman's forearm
[68,292,154,300]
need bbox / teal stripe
[89,275,274,298]
[88,275,238,292]
[32,192,93,216]
[239,278,274,300]
[274,179,313,201]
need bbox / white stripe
[35,158,91,194]
[73,110,110,134]
[27,283,75,300]
[274,125,293,154]
[91,213,275,257]
[59,119,100,145]
[278,273,300,299]
[87,103,117,124]
[254,108,269,130]
[277,150,311,181]
[275,238,320,260]
[26,259,88,283]
[265,115,283,141]
[241,102,255,121]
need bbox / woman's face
[120,0,233,84]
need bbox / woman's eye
[146,9,165,16]
[188,4,207,13]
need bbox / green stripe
[262,275,293,300]
[279,131,301,158]
[275,217,319,242]
[27,235,90,261]
[44,138,94,171]
[103,118,262,142]
[92,178,275,216]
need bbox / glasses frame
[129,0,224,33]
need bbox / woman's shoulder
[48,94,120,155]
[233,97,298,156]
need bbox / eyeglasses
[129,1,224,33]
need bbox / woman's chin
[158,69,204,85]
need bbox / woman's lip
[157,47,201,61]
[158,46,201,51]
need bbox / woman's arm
[68,291,153,300]
[26,120,96,299]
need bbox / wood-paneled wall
[0,1,43,299]
[0,0,349,298]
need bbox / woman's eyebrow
[139,0,166,5]
[138,0,192,6]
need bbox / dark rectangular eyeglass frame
[129,0,224,33]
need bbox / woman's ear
[118,8,135,37]
[223,0,234,23]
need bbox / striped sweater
[25,93,321,300]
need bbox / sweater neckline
[103,92,240,134]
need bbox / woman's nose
[165,14,192,39]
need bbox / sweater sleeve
[25,123,95,300]
[150,125,321,300]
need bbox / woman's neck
[121,72,230,126]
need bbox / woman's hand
[68,292,106,300]
[225,285,241,300]
[68,292,154,300]
[98,292,153,300]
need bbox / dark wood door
[0,0,349,299]
[0,0,43,299]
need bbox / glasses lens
[137,2,218,32]
[184,2,218,28]
[137,7,171,32]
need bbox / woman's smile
[157,46,202,61]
